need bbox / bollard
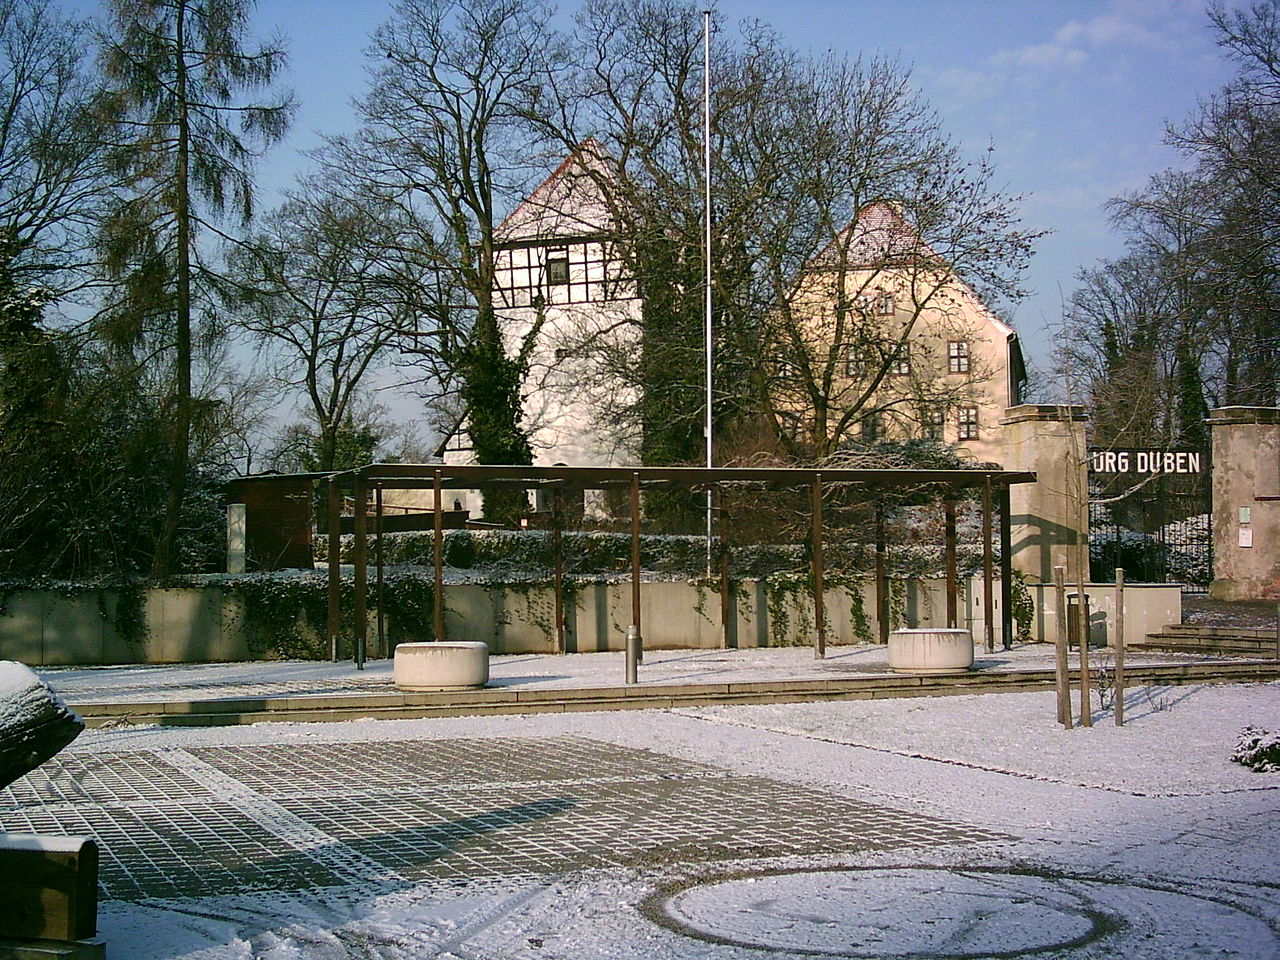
[626,624,641,685]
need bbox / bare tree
[319,0,559,521]
[0,0,111,294]
[228,181,413,472]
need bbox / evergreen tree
[97,0,293,575]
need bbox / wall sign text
[1088,449,1207,476]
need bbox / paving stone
[0,801,341,900]
[187,736,729,795]
[0,752,215,809]
[0,737,1009,902]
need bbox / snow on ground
[67,680,1280,959]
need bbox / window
[862,411,881,442]
[545,248,569,285]
[957,405,979,441]
[844,344,863,377]
[948,340,970,374]
[889,344,910,377]
[922,406,945,441]
[856,291,894,316]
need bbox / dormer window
[545,248,569,285]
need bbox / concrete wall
[2,577,1006,666]
[1208,407,1280,600]
[1000,404,1091,584]
[1,576,1184,666]
[0,588,254,667]
[1028,582,1181,647]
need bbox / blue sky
[237,0,1243,375]
[128,0,1222,390]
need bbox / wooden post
[1077,575,1092,727]
[982,476,995,654]
[1054,566,1072,729]
[629,472,643,671]
[326,478,341,662]
[944,496,958,628]
[433,469,444,641]
[375,484,385,659]
[875,502,889,643]
[812,473,826,659]
[1114,567,1125,727]
[553,488,565,654]
[998,484,1013,649]
[352,474,367,670]
[718,491,732,650]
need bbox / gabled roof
[807,200,1016,339]
[808,200,936,269]
[496,139,617,244]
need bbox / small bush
[1231,725,1280,772]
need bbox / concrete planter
[393,641,489,690]
[887,628,975,674]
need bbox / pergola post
[998,483,1013,649]
[812,474,826,659]
[627,472,642,683]
[944,496,958,629]
[982,476,995,654]
[433,469,444,641]
[375,484,385,659]
[553,488,565,654]
[353,473,368,670]
[718,491,732,650]
[875,503,889,643]
[326,478,341,662]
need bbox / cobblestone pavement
[0,736,1007,901]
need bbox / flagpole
[703,8,713,573]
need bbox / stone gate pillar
[999,404,1090,584]
[1208,406,1280,600]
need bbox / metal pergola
[323,464,1036,678]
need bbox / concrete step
[74,661,1280,728]
[1139,631,1280,658]
[1162,624,1276,639]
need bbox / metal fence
[1089,467,1212,593]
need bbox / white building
[492,140,642,469]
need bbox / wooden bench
[0,835,103,959]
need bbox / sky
[62,0,1250,441]
[224,0,1247,381]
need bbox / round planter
[394,641,490,691]
[887,628,975,674]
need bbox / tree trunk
[153,0,192,578]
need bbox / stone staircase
[1137,623,1280,659]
